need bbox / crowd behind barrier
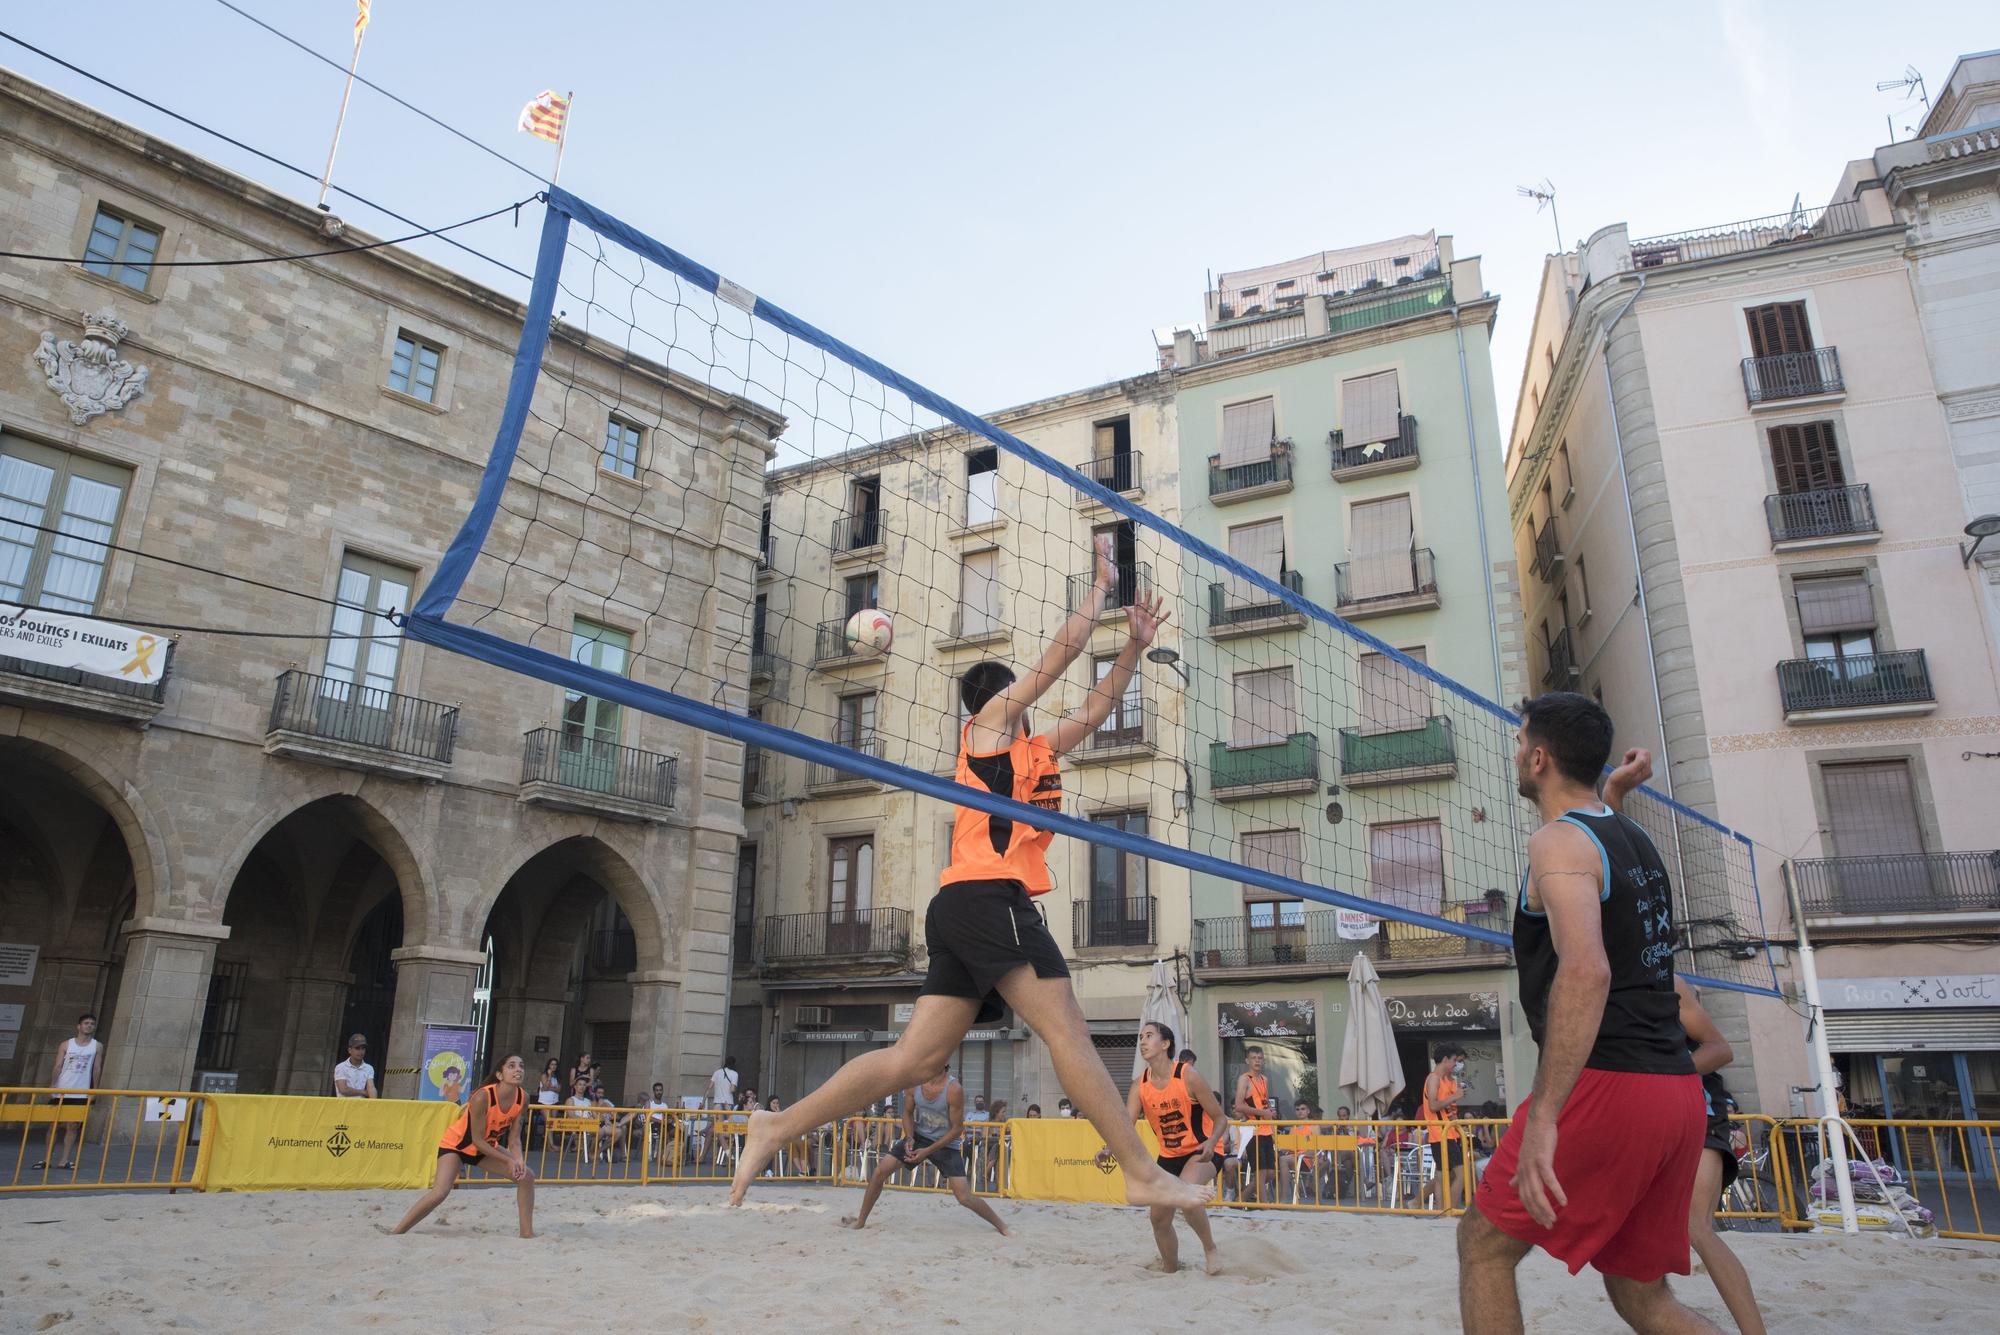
[2,1087,1993,1242]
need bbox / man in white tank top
[36,1013,102,1171]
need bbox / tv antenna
[1875,66,1929,141]
[1517,180,1562,253]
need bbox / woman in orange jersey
[391,1053,536,1239]
[1099,1021,1229,1274]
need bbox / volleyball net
[400,187,1780,998]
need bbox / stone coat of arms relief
[35,308,149,425]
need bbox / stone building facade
[0,72,774,1099]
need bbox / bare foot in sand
[1203,1247,1222,1276]
[1122,1167,1213,1210]
[1144,1257,1183,1275]
[728,1111,781,1205]
[840,1215,867,1230]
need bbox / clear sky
[3,2,1982,443]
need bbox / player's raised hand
[1604,748,1653,812]
[1127,590,1171,647]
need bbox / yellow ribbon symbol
[121,634,159,679]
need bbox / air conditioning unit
[796,1005,832,1028]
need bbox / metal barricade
[520,1102,647,1185]
[1212,1118,1505,1216]
[833,1114,1008,1198]
[1715,1113,1801,1230]
[1,1087,212,1193]
[1777,1117,1999,1243]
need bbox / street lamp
[1145,645,1190,684]
[1962,515,2000,567]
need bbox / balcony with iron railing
[1210,249,1442,323]
[762,907,913,970]
[1778,650,1935,722]
[1530,519,1564,581]
[1329,414,1420,480]
[1339,716,1456,787]
[1209,731,1320,801]
[1072,896,1158,949]
[742,744,782,804]
[1792,851,2000,922]
[519,727,678,820]
[830,509,886,560]
[1,636,176,725]
[1064,562,1154,617]
[1068,697,1156,766]
[807,730,885,793]
[1079,450,1144,498]
[1542,627,1580,691]
[1208,440,1294,502]
[749,642,781,683]
[1765,484,1878,548]
[1192,898,1510,977]
[1207,568,1307,639]
[814,618,888,668]
[1743,347,1843,406]
[1333,548,1439,619]
[264,668,457,780]
[1627,199,1875,270]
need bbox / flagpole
[316,15,370,211]
[551,90,575,185]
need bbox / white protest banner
[0,602,171,684]
[1336,909,1379,940]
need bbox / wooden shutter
[1220,397,1275,466]
[1231,668,1295,745]
[1822,762,1922,858]
[1240,828,1304,902]
[960,549,1000,635]
[1368,820,1444,913]
[1343,370,1401,446]
[1794,574,1875,634]
[1359,647,1429,734]
[1745,302,1813,359]
[1767,422,1846,494]
[1349,495,1414,599]
[1225,519,1286,608]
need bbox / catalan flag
[518,90,571,145]
[355,0,371,41]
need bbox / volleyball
[844,607,894,656]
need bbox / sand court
[2,1185,1995,1332]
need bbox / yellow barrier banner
[205,1095,458,1192]
[1005,1117,1158,1204]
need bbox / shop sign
[1823,975,1998,1011]
[1384,991,1501,1030]
[1217,998,1315,1038]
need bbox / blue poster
[418,1023,479,1103]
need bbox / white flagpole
[551,91,575,185]
[316,15,370,211]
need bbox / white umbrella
[1135,959,1191,1083]
[1338,954,1404,1119]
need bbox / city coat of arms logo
[36,309,149,425]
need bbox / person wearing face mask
[1422,1042,1470,1213]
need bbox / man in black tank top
[1456,693,1718,1335]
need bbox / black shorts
[921,880,1069,1025]
[1244,1134,1277,1172]
[1703,1116,1740,1191]
[890,1133,967,1181]
[1157,1151,1211,1178]
[437,1146,482,1166]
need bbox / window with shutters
[1794,573,1877,666]
[1,436,131,613]
[1766,421,1846,495]
[1231,667,1298,746]
[1093,520,1140,607]
[1091,653,1144,744]
[827,834,875,919]
[1223,518,1287,608]
[1368,819,1445,914]
[1821,761,1925,861]
[836,692,877,751]
[1341,370,1401,446]
[957,548,1001,637]
[1220,397,1277,466]
[1358,647,1430,735]
[844,571,879,618]
[1745,302,1814,359]
[1240,828,1305,933]
[1348,494,1415,599]
[1086,810,1150,946]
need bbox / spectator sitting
[1024,1104,1042,1118]
[1057,1098,1074,1118]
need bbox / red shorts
[1475,1068,1704,1281]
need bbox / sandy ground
[1,1184,1995,1333]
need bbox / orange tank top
[1245,1072,1275,1137]
[940,722,1062,895]
[1422,1073,1460,1143]
[438,1082,525,1154]
[1137,1061,1203,1156]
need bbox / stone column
[622,975,683,1097]
[382,945,485,1100]
[272,969,353,1095]
[101,918,230,1092]
[488,985,570,1075]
